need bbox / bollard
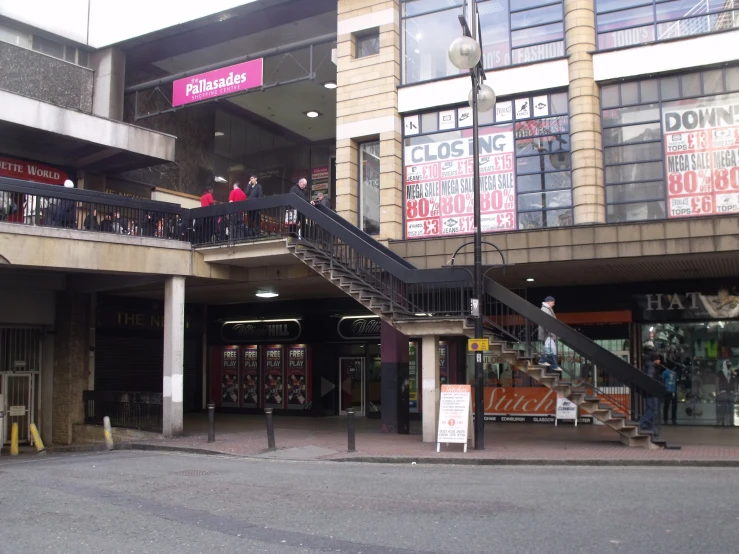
[10,422,19,456]
[347,409,356,453]
[207,403,215,443]
[29,423,46,455]
[103,416,114,451]
[265,408,276,451]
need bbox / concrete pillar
[380,322,410,434]
[52,292,91,444]
[564,0,606,224]
[90,47,126,121]
[163,276,185,437]
[421,335,440,443]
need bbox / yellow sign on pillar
[467,338,489,352]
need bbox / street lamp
[448,1,495,450]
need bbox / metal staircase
[191,194,671,449]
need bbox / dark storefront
[95,296,204,413]
[206,298,465,418]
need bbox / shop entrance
[2,373,34,444]
[339,357,365,415]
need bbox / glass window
[681,73,701,97]
[604,142,662,165]
[32,35,64,59]
[621,82,639,106]
[517,152,571,174]
[596,0,738,49]
[602,85,620,108]
[607,181,665,203]
[605,161,664,184]
[403,1,564,83]
[602,104,661,127]
[703,69,725,95]
[603,122,662,146]
[550,92,568,114]
[360,141,381,235]
[607,201,666,222]
[518,208,572,229]
[517,171,572,193]
[518,190,572,211]
[0,21,31,48]
[355,29,380,58]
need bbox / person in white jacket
[537,296,562,372]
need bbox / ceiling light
[214,176,227,183]
[215,131,225,137]
[256,292,279,299]
[414,312,431,317]
[323,81,337,89]
[526,278,535,282]
[305,110,321,118]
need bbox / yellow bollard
[29,423,46,455]
[10,423,19,456]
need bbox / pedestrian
[100,212,114,233]
[200,185,215,207]
[228,182,247,239]
[537,296,562,372]
[245,173,263,236]
[289,177,309,237]
[52,180,77,228]
[312,191,330,209]
[716,360,737,427]
[661,360,678,425]
[140,211,157,237]
[639,353,661,434]
[83,208,100,231]
[113,211,130,234]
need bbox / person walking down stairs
[537,296,562,372]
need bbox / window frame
[358,140,382,236]
[354,28,381,59]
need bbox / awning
[0,89,176,173]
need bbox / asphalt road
[0,451,737,554]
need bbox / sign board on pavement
[437,384,472,452]
[555,396,578,427]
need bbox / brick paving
[129,414,739,464]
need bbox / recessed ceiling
[152,12,337,141]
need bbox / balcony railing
[83,390,163,433]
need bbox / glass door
[339,357,365,415]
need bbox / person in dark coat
[312,191,331,209]
[245,174,263,236]
[639,353,661,434]
[53,180,77,228]
[100,212,114,233]
[289,178,309,237]
[83,209,100,231]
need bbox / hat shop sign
[634,289,739,321]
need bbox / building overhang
[0,89,176,173]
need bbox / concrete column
[565,0,606,224]
[380,322,410,434]
[163,276,185,437]
[90,47,126,120]
[52,292,91,444]
[421,335,440,443]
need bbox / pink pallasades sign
[172,58,263,107]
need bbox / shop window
[401,0,565,84]
[355,28,380,58]
[359,141,381,235]
[0,21,31,48]
[595,0,738,50]
[402,91,572,238]
[601,66,739,223]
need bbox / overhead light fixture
[215,131,225,137]
[414,312,432,317]
[526,278,535,282]
[256,291,279,299]
[214,176,227,183]
[323,81,337,89]
[305,110,321,118]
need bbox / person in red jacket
[228,182,247,238]
[228,182,246,202]
[200,185,215,207]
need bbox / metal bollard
[103,416,114,451]
[10,422,19,456]
[265,408,276,451]
[347,409,356,452]
[29,423,46,455]
[207,403,215,443]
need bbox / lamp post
[448,1,496,450]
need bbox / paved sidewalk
[125,414,739,465]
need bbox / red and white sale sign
[404,127,515,239]
[663,96,739,218]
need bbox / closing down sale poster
[404,127,515,238]
[663,94,739,218]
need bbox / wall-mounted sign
[221,347,239,407]
[634,289,739,321]
[263,346,284,408]
[439,342,449,385]
[337,316,381,340]
[0,156,68,185]
[472,386,593,424]
[172,58,263,107]
[221,319,301,342]
[242,345,259,408]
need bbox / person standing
[289,178,309,237]
[661,361,678,425]
[245,174,263,236]
[537,296,562,372]
[228,182,247,239]
[639,353,661,434]
[716,360,737,427]
[200,185,215,207]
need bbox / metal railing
[0,177,190,242]
[83,390,163,433]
